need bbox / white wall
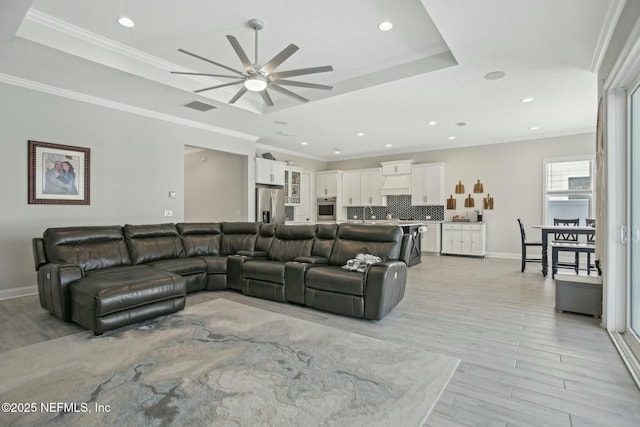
[326,134,595,257]
[0,82,255,295]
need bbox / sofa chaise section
[34,225,186,334]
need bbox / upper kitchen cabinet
[284,166,302,205]
[316,170,341,198]
[342,168,386,207]
[256,157,286,186]
[342,171,362,206]
[381,160,413,175]
[411,163,445,206]
[361,168,386,206]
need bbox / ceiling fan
[171,19,334,107]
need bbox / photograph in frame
[28,140,90,205]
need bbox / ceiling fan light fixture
[244,75,268,92]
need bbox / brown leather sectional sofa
[33,222,409,334]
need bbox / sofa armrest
[32,238,47,271]
[37,263,84,322]
[399,234,411,266]
[293,256,328,265]
[284,261,326,305]
[364,261,407,320]
[236,250,268,258]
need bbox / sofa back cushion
[220,222,261,255]
[312,224,338,258]
[268,225,317,262]
[329,224,402,266]
[43,226,131,272]
[124,223,184,265]
[177,223,222,256]
[256,223,277,252]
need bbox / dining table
[532,225,596,277]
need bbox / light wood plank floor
[1,256,639,426]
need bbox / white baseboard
[485,252,520,259]
[0,286,38,300]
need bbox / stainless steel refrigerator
[256,185,286,224]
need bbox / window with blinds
[543,157,595,225]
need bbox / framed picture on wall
[28,140,91,205]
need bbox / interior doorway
[184,146,248,222]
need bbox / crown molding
[589,0,626,73]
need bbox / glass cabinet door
[290,170,301,204]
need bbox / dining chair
[517,218,542,272]
[553,218,580,273]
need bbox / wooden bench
[555,274,602,317]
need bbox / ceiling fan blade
[177,48,245,76]
[269,65,334,80]
[194,80,244,93]
[259,89,274,107]
[259,44,299,74]
[275,80,333,90]
[269,84,309,103]
[226,35,256,73]
[229,87,248,104]
[171,71,241,79]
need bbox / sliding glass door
[630,85,640,337]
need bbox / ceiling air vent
[183,100,216,112]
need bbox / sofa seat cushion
[146,257,207,276]
[305,266,365,297]
[243,260,286,284]
[201,255,228,274]
[71,266,186,317]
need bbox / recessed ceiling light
[277,131,292,136]
[117,17,135,28]
[530,126,539,131]
[378,21,393,31]
[428,121,437,126]
[274,120,288,125]
[356,132,365,137]
[385,144,392,148]
[448,136,456,140]
[456,121,468,127]
[301,141,308,145]
[521,97,534,103]
[484,71,506,80]
[334,149,341,155]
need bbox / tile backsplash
[346,195,444,221]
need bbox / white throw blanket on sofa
[342,253,382,273]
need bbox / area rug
[0,298,458,426]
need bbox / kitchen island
[344,220,425,266]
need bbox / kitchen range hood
[380,160,413,195]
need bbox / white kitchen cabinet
[316,171,340,197]
[284,166,302,205]
[342,171,362,206]
[360,168,385,206]
[421,222,442,254]
[380,160,413,175]
[441,222,486,257]
[294,171,313,222]
[411,163,445,206]
[341,168,385,207]
[256,158,286,186]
